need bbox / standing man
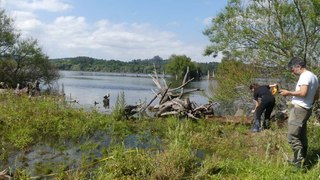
[103,93,110,109]
[280,57,319,167]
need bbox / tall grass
[0,92,111,149]
[112,91,126,121]
[90,117,320,179]
[0,92,320,179]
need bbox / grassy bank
[0,92,320,179]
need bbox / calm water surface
[57,71,215,112]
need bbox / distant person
[29,80,41,97]
[103,94,110,109]
[249,83,277,132]
[280,57,319,167]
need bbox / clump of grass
[0,93,111,150]
[92,145,154,179]
[112,91,126,121]
[152,142,199,179]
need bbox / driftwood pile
[0,80,41,97]
[140,66,215,120]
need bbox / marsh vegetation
[0,91,320,179]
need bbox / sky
[0,0,228,62]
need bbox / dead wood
[119,65,218,120]
[140,64,212,119]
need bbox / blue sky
[1,0,228,62]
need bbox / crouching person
[249,83,276,132]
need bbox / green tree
[204,0,320,74]
[0,9,59,88]
[165,54,199,80]
[213,59,258,102]
[0,10,18,54]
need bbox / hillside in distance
[50,56,219,76]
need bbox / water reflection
[57,71,214,112]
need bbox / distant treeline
[50,56,219,76]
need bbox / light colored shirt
[292,70,319,109]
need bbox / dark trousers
[254,95,275,128]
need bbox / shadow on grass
[305,148,320,169]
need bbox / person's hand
[251,109,255,113]
[280,89,292,96]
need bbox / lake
[1,71,218,175]
[57,71,216,112]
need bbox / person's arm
[251,99,259,113]
[280,85,308,97]
[269,83,277,88]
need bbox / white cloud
[2,0,72,12]
[2,1,216,62]
[39,17,189,61]
[10,11,42,31]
